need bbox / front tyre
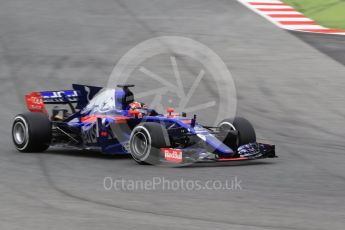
[233,117,256,145]
[12,112,51,152]
[219,117,256,147]
[129,122,170,165]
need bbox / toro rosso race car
[12,84,276,165]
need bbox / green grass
[282,0,345,30]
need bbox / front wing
[160,142,276,165]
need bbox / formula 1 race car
[12,84,276,165]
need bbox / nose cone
[219,142,233,152]
[197,133,235,157]
[215,141,234,157]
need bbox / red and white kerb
[238,0,345,35]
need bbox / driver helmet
[129,101,148,117]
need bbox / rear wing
[25,84,102,114]
[40,90,79,104]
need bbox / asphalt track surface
[1,0,345,229]
[291,31,345,66]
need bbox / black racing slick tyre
[12,112,52,152]
[218,117,256,147]
[129,122,170,165]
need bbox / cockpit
[81,84,157,116]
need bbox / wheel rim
[219,122,236,131]
[132,131,149,157]
[13,122,26,145]
[219,121,239,146]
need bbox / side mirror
[167,107,174,116]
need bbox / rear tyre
[12,112,51,152]
[218,117,256,147]
[129,122,170,165]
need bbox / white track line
[283,25,324,30]
[237,0,345,35]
